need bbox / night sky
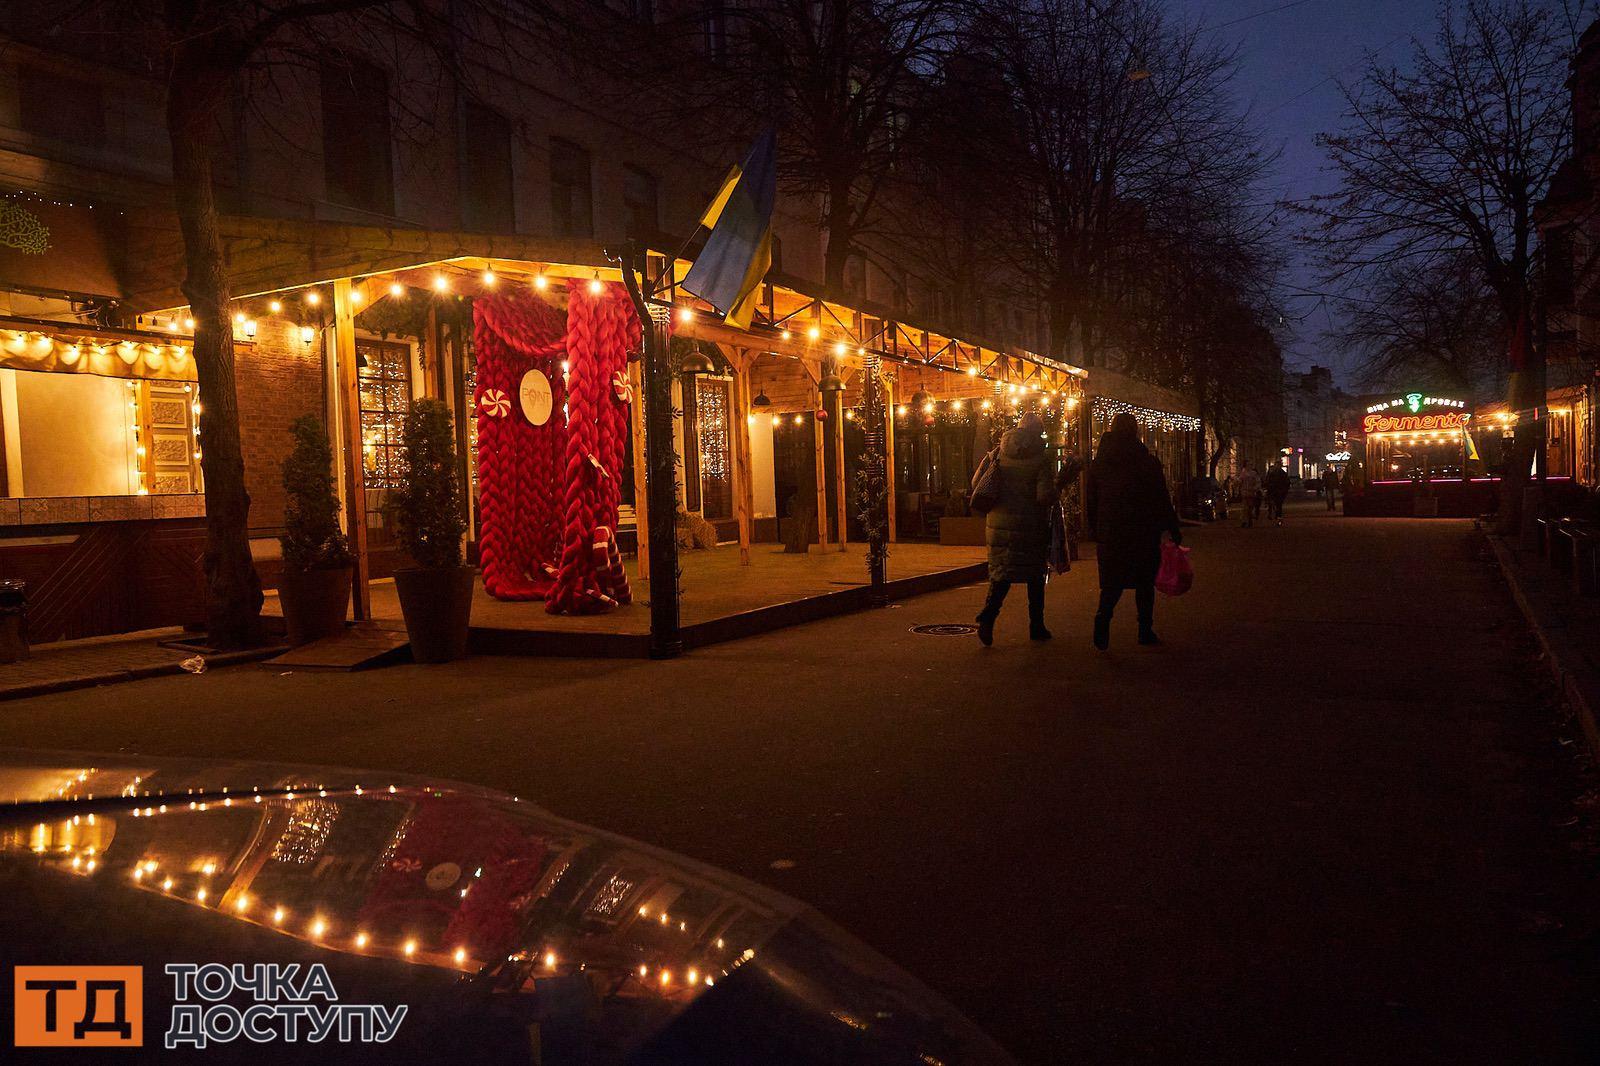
[1175,0,1442,385]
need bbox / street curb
[0,646,287,704]
[1486,533,1600,760]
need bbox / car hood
[0,749,1009,1064]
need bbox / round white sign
[519,369,553,426]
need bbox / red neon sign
[1363,412,1468,433]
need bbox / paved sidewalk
[0,628,279,701]
[1488,532,1600,756]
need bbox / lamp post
[613,245,682,659]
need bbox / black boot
[1092,614,1109,650]
[1027,579,1051,640]
[1136,586,1158,645]
[976,582,1007,647]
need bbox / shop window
[460,101,515,233]
[696,378,732,521]
[549,138,593,238]
[320,59,395,217]
[0,370,199,498]
[357,339,411,491]
[18,66,105,147]
[623,165,660,238]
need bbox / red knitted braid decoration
[545,280,640,615]
[473,291,567,601]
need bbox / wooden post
[884,377,898,543]
[812,378,830,550]
[832,378,847,552]
[730,349,755,564]
[629,359,649,581]
[333,277,370,621]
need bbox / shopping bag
[1155,541,1192,597]
[969,447,1001,514]
[1048,503,1071,574]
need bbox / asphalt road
[2,500,1596,1062]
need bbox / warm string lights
[1090,395,1200,434]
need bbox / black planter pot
[277,566,352,647]
[394,566,475,663]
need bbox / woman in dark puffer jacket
[975,412,1060,646]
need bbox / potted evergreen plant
[392,398,473,662]
[277,415,352,646]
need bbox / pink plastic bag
[1155,542,1193,597]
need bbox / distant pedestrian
[1264,463,1290,523]
[1322,467,1339,510]
[1086,412,1182,649]
[975,412,1060,646]
[1238,462,1262,528]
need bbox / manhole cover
[910,623,977,636]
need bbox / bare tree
[1331,253,1508,394]
[582,0,967,291]
[971,0,1272,366]
[1299,0,1586,524]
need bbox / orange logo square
[13,966,143,1047]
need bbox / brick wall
[233,319,327,535]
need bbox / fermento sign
[1358,391,1472,435]
[519,369,553,426]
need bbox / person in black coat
[1086,412,1181,649]
[975,412,1059,645]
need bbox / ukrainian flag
[682,130,776,330]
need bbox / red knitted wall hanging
[472,291,567,600]
[472,281,642,613]
[545,280,641,615]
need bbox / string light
[677,307,694,324]
[389,281,405,298]
[533,274,549,291]
[588,276,604,296]
[269,299,283,314]
[304,291,320,307]
[433,274,450,293]
[482,269,496,287]
[807,326,820,340]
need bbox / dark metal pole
[613,246,682,658]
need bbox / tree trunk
[167,55,263,648]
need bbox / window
[18,66,104,147]
[320,59,394,217]
[549,138,593,238]
[696,378,732,521]
[357,338,411,491]
[623,165,659,238]
[704,0,728,60]
[460,101,515,232]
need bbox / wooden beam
[884,377,898,543]
[629,359,649,581]
[333,278,371,620]
[813,383,830,551]
[832,383,847,552]
[729,349,755,565]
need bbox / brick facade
[232,319,328,535]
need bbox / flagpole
[612,243,682,659]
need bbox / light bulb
[269,300,283,314]
[305,291,320,306]
[534,274,549,291]
[433,274,450,293]
[588,277,604,296]
[482,269,496,286]
[389,281,404,297]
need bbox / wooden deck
[264,542,988,659]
